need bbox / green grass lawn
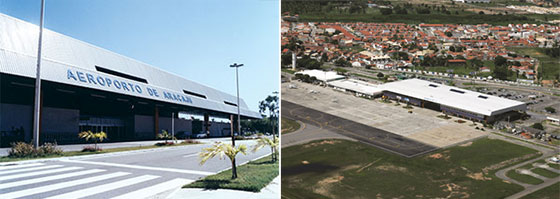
[506,169,544,185]
[281,68,296,74]
[520,182,560,199]
[281,117,301,134]
[531,168,560,178]
[548,163,560,170]
[282,138,539,198]
[0,141,198,162]
[183,155,278,192]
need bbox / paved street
[0,139,271,199]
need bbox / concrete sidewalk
[168,176,280,199]
[0,137,231,157]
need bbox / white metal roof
[295,69,345,82]
[0,13,260,118]
[380,79,526,116]
[328,79,384,96]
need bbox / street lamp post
[230,63,243,146]
[32,0,46,149]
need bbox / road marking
[0,172,130,199]
[182,153,198,158]
[0,165,62,175]
[0,163,45,170]
[61,159,215,176]
[111,178,193,199]
[45,174,160,199]
[0,166,82,181]
[0,168,102,189]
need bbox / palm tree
[78,131,107,151]
[157,130,175,144]
[199,142,247,179]
[252,136,279,162]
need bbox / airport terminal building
[0,14,260,146]
[297,70,527,123]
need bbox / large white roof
[380,79,526,116]
[295,69,345,82]
[328,79,384,96]
[0,13,260,118]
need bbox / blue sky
[0,0,279,112]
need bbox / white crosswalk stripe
[111,178,194,199]
[0,168,102,190]
[0,166,82,181]
[45,175,160,199]
[0,171,130,199]
[0,165,63,175]
[0,163,45,170]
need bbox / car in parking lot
[194,133,208,138]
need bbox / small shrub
[234,135,246,140]
[82,146,102,152]
[39,142,63,155]
[8,142,63,158]
[256,133,264,137]
[8,142,35,158]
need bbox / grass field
[520,182,560,199]
[184,155,278,192]
[281,117,301,134]
[548,163,560,170]
[506,169,544,185]
[282,138,540,198]
[531,168,560,178]
[507,47,560,81]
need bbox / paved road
[0,139,270,199]
[282,100,437,157]
[489,133,559,199]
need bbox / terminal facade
[0,14,260,146]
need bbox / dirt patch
[428,151,450,160]
[304,140,341,148]
[375,164,408,173]
[440,183,470,199]
[313,165,359,198]
[430,153,443,159]
[459,142,473,147]
[466,172,492,181]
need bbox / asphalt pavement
[282,100,437,157]
[0,139,271,199]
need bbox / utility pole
[32,0,46,149]
[230,63,244,145]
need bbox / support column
[154,106,159,137]
[204,113,210,136]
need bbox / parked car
[195,133,207,138]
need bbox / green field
[507,47,560,81]
[506,169,544,185]
[281,117,301,134]
[184,155,278,192]
[520,182,560,199]
[531,168,560,178]
[282,138,540,198]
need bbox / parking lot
[282,81,488,148]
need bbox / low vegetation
[78,131,107,152]
[7,142,63,158]
[531,168,560,178]
[184,155,279,192]
[281,117,301,134]
[199,142,248,179]
[520,182,560,199]
[506,169,544,185]
[282,138,539,198]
